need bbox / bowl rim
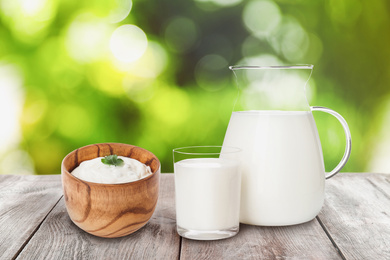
[61,142,161,186]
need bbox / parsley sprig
[101,154,124,166]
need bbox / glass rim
[173,145,241,155]
[229,64,314,70]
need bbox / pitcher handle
[311,106,352,179]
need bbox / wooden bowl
[61,143,160,238]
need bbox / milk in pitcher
[222,110,325,226]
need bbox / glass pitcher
[221,65,352,226]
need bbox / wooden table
[1,173,389,259]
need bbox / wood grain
[167,174,340,259]
[62,143,161,238]
[318,172,390,260]
[180,220,342,259]
[16,174,180,260]
[3,173,390,259]
[0,175,62,260]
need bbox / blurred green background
[1,0,389,175]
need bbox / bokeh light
[368,100,390,172]
[1,0,390,175]
[66,14,112,63]
[273,17,310,62]
[123,77,155,103]
[22,98,48,126]
[0,63,23,154]
[20,0,50,16]
[122,41,168,102]
[239,54,281,68]
[108,0,132,23]
[87,61,126,97]
[0,0,57,43]
[121,41,168,78]
[243,0,282,39]
[195,54,229,91]
[110,24,148,63]
[164,16,199,53]
[0,149,34,175]
[194,0,242,8]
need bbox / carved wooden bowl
[61,143,160,238]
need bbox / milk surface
[222,110,325,225]
[174,158,241,231]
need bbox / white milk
[222,111,325,226]
[174,158,241,231]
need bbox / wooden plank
[318,173,390,259]
[172,170,341,260]
[180,220,341,259]
[7,173,389,259]
[0,175,63,259]
[16,174,180,260]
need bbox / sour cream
[72,156,152,184]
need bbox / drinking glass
[173,146,241,240]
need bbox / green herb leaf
[101,154,124,166]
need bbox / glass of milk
[173,146,241,240]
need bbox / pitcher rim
[173,146,242,155]
[229,64,314,70]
